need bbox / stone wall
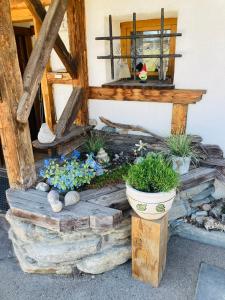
[6,211,131,275]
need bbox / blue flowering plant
[39,151,104,192]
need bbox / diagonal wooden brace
[24,0,77,78]
[17,0,69,124]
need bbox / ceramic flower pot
[171,156,191,175]
[126,183,176,220]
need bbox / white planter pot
[171,156,191,175]
[126,183,176,220]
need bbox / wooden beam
[10,0,51,9]
[24,0,76,78]
[132,214,168,287]
[67,0,89,125]
[0,0,36,189]
[17,0,69,124]
[11,8,33,22]
[46,71,74,85]
[171,103,188,134]
[33,17,55,130]
[89,87,206,104]
[55,87,83,138]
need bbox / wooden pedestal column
[132,213,168,287]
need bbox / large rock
[212,179,225,200]
[169,195,191,222]
[180,181,214,201]
[76,244,131,274]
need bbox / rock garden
[5,120,225,275]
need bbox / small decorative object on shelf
[138,64,148,83]
[38,123,56,144]
[64,191,80,207]
[47,190,63,213]
[125,153,179,220]
[96,148,110,165]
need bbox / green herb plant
[85,132,106,155]
[126,153,179,193]
[166,134,197,158]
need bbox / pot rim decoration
[126,183,176,220]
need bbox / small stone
[64,191,80,207]
[222,214,225,224]
[38,123,56,144]
[210,206,222,219]
[196,216,205,226]
[191,214,197,221]
[47,190,60,204]
[102,126,116,133]
[202,204,211,212]
[50,200,63,213]
[96,148,110,164]
[36,182,50,192]
[196,211,208,217]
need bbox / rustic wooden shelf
[102,79,175,90]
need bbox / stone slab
[170,220,225,249]
[195,263,225,300]
[181,168,217,191]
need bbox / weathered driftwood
[17,0,69,124]
[99,117,164,142]
[56,87,83,138]
[0,0,36,189]
[6,188,123,232]
[33,125,93,150]
[23,0,76,78]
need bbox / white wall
[52,0,225,151]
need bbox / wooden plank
[56,135,86,156]
[46,71,74,85]
[11,8,33,22]
[33,17,55,130]
[171,103,188,134]
[102,79,175,89]
[55,87,83,138]
[89,87,206,104]
[24,0,76,78]
[180,167,217,191]
[0,0,36,189]
[67,0,89,125]
[32,125,93,149]
[7,188,123,232]
[87,189,129,211]
[200,159,225,168]
[10,0,51,9]
[16,0,69,124]
[132,213,168,287]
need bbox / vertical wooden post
[132,214,168,288]
[67,0,89,125]
[0,0,36,189]
[33,17,56,131]
[171,103,188,134]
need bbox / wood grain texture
[46,71,75,85]
[132,214,168,287]
[32,125,93,149]
[171,103,188,134]
[17,0,69,124]
[24,0,76,78]
[0,0,36,189]
[67,0,89,125]
[55,87,83,138]
[7,188,123,232]
[33,16,55,130]
[89,87,206,104]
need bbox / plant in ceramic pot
[166,134,197,175]
[125,153,180,220]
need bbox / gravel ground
[1,216,225,300]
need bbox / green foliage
[126,153,179,193]
[88,164,130,189]
[166,134,196,158]
[85,132,106,155]
[40,158,96,192]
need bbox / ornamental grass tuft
[126,153,180,193]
